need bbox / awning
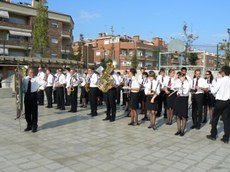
[9,30,31,37]
[0,10,9,19]
[0,48,9,55]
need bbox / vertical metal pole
[86,44,88,68]
[216,44,219,70]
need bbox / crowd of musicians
[22,65,230,143]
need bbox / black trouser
[89,87,98,115]
[57,87,65,109]
[53,89,57,103]
[122,91,128,105]
[24,92,38,128]
[70,86,78,111]
[45,86,53,107]
[65,88,71,106]
[116,86,121,104]
[37,90,44,105]
[211,100,230,140]
[156,91,167,117]
[105,88,117,120]
[192,94,204,127]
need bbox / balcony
[0,39,32,49]
[0,20,32,31]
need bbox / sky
[13,0,230,52]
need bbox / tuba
[98,61,114,93]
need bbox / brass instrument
[98,62,114,93]
[67,74,78,95]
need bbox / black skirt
[146,96,158,111]
[166,90,177,109]
[139,90,146,102]
[129,92,139,110]
[81,86,88,98]
[174,96,188,118]
[204,92,215,107]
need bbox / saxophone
[98,62,114,93]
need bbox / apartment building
[73,33,167,70]
[0,0,73,59]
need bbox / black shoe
[148,125,152,129]
[141,117,147,121]
[72,111,77,113]
[24,126,32,132]
[110,119,115,122]
[202,119,207,123]
[175,131,181,135]
[220,138,229,144]
[166,122,172,125]
[87,113,92,116]
[32,126,37,133]
[91,114,97,116]
[180,131,185,136]
[68,110,72,112]
[190,125,196,129]
[60,108,65,110]
[103,117,110,121]
[128,122,134,125]
[56,107,60,109]
[152,126,157,130]
[196,125,201,130]
[206,135,216,141]
[46,106,52,108]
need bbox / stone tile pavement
[0,98,230,172]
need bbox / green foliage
[224,52,230,66]
[131,53,138,69]
[76,34,84,62]
[188,53,198,65]
[32,0,49,55]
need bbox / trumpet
[67,86,74,96]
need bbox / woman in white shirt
[203,70,216,123]
[174,73,190,136]
[145,71,160,130]
[128,68,140,126]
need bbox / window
[138,62,143,67]
[96,51,101,56]
[104,40,109,45]
[51,21,58,28]
[104,50,109,55]
[51,54,57,58]
[145,51,153,58]
[120,50,127,56]
[51,38,58,44]
[121,61,131,67]
[137,50,143,57]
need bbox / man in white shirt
[207,66,230,143]
[44,68,54,108]
[156,68,167,118]
[191,69,209,130]
[37,66,45,105]
[88,67,99,116]
[64,68,71,106]
[56,68,66,110]
[22,68,40,133]
[66,68,80,113]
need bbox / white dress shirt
[192,77,209,94]
[66,73,80,88]
[145,79,160,95]
[130,76,140,93]
[156,75,166,88]
[90,73,99,87]
[174,79,190,97]
[211,76,230,101]
[112,73,120,86]
[46,74,54,87]
[37,71,45,90]
[163,76,176,90]
[22,76,41,93]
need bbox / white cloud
[77,10,100,22]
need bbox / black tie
[27,78,31,93]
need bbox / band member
[163,69,176,125]
[191,69,209,129]
[145,71,160,130]
[116,72,122,105]
[174,73,190,136]
[66,68,80,113]
[37,66,45,105]
[156,68,167,118]
[53,69,58,104]
[207,66,230,143]
[55,68,66,110]
[122,70,129,108]
[22,68,40,133]
[64,68,71,106]
[203,70,216,123]
[88,67,99,116]
[181,67,192,86]
[138,67,146,110]
[139,72,149,120]
[128,68,140,126]
[79,69,88,108]
[102,70,120,122]
[45,68,54,108]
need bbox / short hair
[168,69,175,74]
[46,68,51,73]
[159,68,165,74]
[129,68,137,75]
[220,66,230,76]
[142,72,148,76]
[88,66,95,71]
[194,68,201,73]
[140,67,145,70]
[149,71,156,79]
[65,67,70,72]
[181,67,187,71]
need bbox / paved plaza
[0,97,230,172]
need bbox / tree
[188,53,198,65]
[75,34,84,62]
[32,0,49,57]
[131,51,138,69]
